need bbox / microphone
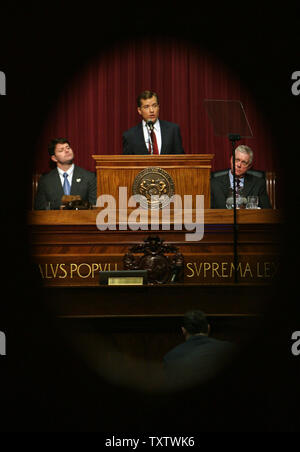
[146,120,154,131]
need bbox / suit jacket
[163,335,236,387]
[210,171,271,209]
[34,165,97,210]
[122,119,185,155]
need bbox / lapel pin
[76,178,81,183]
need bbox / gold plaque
[108,276,144,286]
[132,167,175,209]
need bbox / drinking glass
[226,196,234,209]
[226,194,247,209]
[246,196,259,209]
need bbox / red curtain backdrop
[34,37,276,174]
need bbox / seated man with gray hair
[210,145,271,209]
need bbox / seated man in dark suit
[210,145,271,209]
[122,90,185,155]
[163,310,236,388]
[34,138,97,210]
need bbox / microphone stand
[229,133,241,283]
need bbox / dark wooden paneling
[43,284,274,317]
[28,209,282,286]
[27,209,281,380]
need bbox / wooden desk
[28,209,281,287]
[27,209,282,355]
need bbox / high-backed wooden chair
[31,173,42,210]
[265,171,276,209]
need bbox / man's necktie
[148,130,159,155]
[235,177,241,193]
[63,172,71,195]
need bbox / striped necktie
[235,178,241,193]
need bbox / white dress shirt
[57,164,74,189]
[142,119,162,154]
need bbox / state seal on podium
[132,167,175,209]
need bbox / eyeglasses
[141,103,159,110]
[235,158,250,167]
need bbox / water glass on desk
[225,194,247,209]
[246,196,259,209]
[45,201,55,210]
[225,196,233,209]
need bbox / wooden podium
[92,154,215,208]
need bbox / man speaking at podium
[122,90,185,155]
